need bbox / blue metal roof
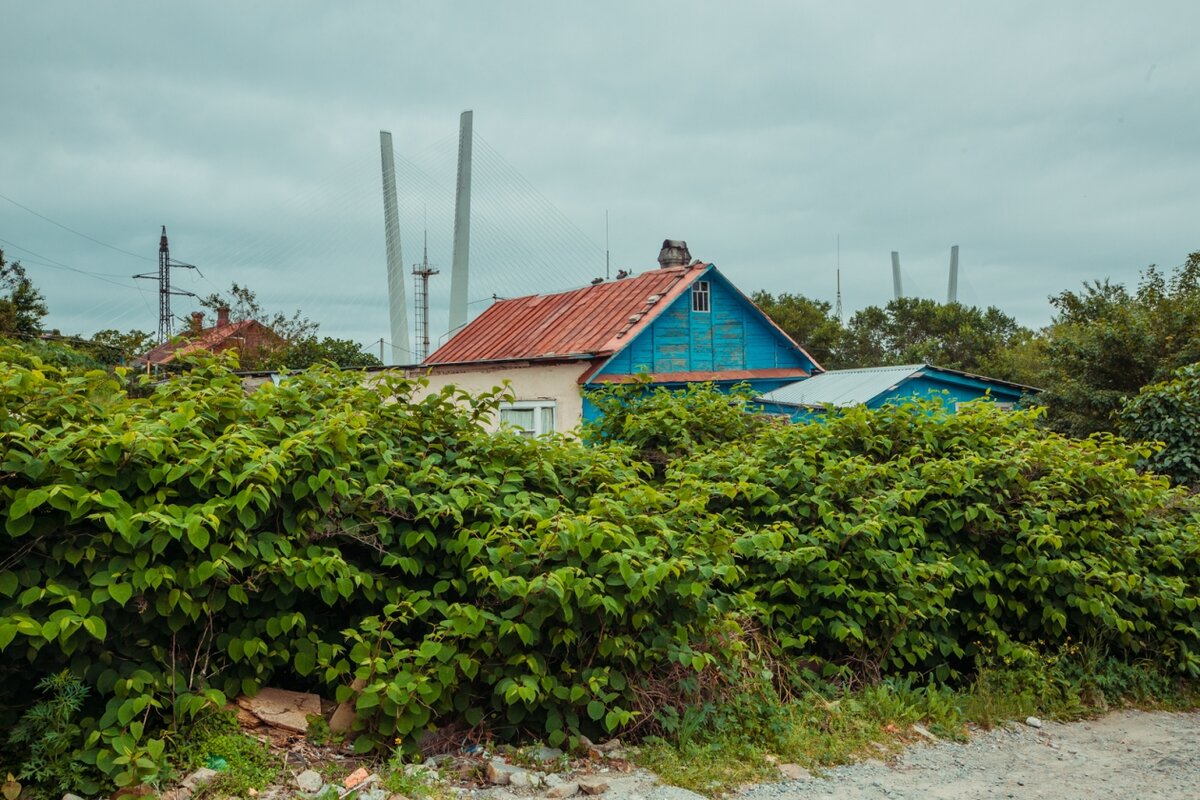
[759,364,927,407]
[759,364,1038,409]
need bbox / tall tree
[269,336,382,370]
[750,291,845,367]
[79,329,156,365]
[1038,254,1200,436]
[840,298,1028,373]
[977,327,1051,389]
[198,282,318,343]
[0,249,48,339]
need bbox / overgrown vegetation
[582,377,768,462]
[1119,362,1200,490]
[636,646,1200,795]
[170,711,281,798]
[6,672,94,795]
[2,354,1198,795]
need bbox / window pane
[499,408,535,432]
[539,406,555,434]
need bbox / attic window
[692,281,710,313]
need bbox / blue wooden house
[420,240,822,434]
[756,363,1035,420]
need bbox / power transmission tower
[412,230,439,362]
[134,226,198,344]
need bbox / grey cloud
[2,0,1198,349]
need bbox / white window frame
[954,399,1016,412]
[498,399,557,437]
[692,281,711,313]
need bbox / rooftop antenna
[412,210,439,362]
[379,130,410,364]
[134,225,197,344]
[605,210,610,280]
[448,109,473,336]
[891,250,904,300]
[835,234,843,324]
[947,244,959,304]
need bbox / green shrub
[0,349,735,784]
[2,349,1198,795]
[671,399,1200,681]
[6,671,98,796]
[583,379,767,462]
[1119,362,1200,489]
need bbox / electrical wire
[0,191,154,262]
[0,236,146,290]
[4,122,618,345]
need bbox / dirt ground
[738,709,1200,800]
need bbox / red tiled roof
[138,320,281,366]
[425,263,707,365]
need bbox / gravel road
[738,710,1200,800]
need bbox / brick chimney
[189,311,205,334]
[216,306,230,327]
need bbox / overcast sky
[3,1,1197,361]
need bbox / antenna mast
[605,210,610,280]
[412,227,439,362]
[134,225,197,344]
[835,234,843,324]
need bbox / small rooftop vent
[657,239,691,268]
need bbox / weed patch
[633,650,1198,796]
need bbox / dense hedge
[676,401,1200,681]
[0,354,734,785]
[2,354,1199,790]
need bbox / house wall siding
[411,362,587,435]
[595,271,813,379]
[867,376,1024,410]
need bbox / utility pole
[134,226,197,344]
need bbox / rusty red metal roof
[425,263,707,365]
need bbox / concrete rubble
[235,687,322,734]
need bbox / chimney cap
[216,305,231,327]
[658,239,691,268]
